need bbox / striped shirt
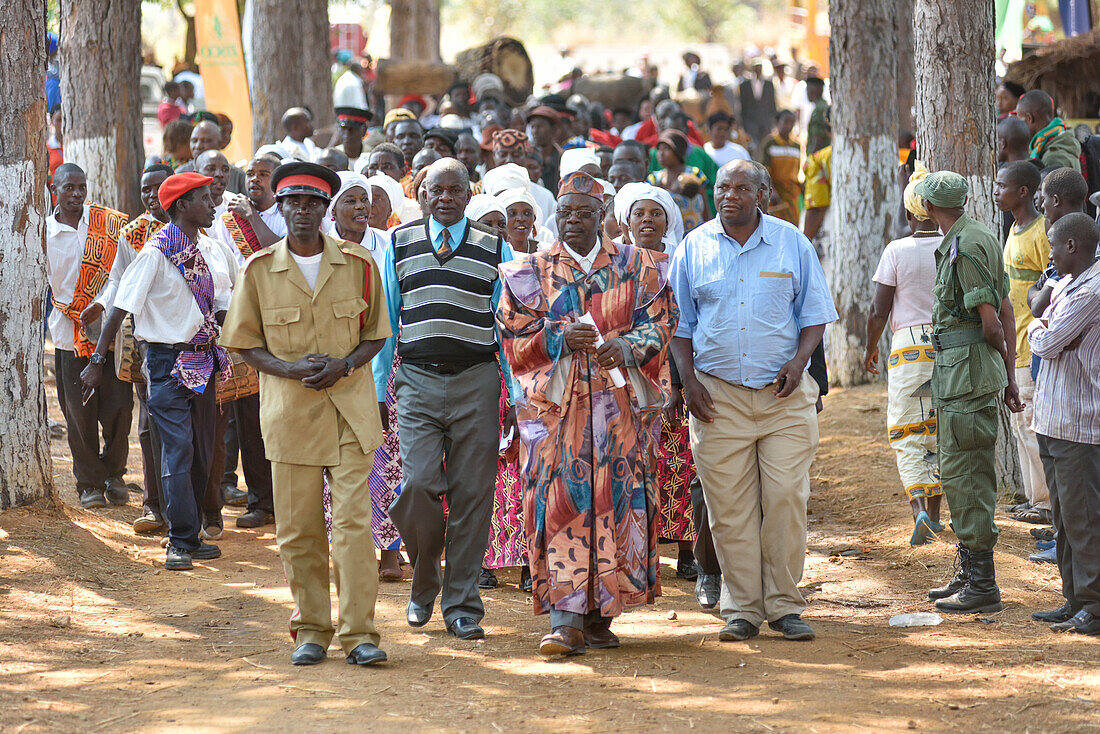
[1030,259,1100,444]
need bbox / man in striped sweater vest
[378,158,520,641]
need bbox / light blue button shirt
[669,212,838,389]
[373,216,521,403]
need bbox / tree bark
[896,0,914,135]
[389,0,441,62]
[248,0,334,149]
[59,0,144,216]
[914,0,1021,495]
[0,0,55,509]
[826,0,900,387]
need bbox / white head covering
[365,173,407,219]
[481,163,532,196]
[614,182,684,252]
[323,171,372,235]
[496,187,543,227]
[596,178,616,197]
[465,193,506,223]
[559,148,601,178]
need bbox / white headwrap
[365,173,407,218]
[559,148,601,178]
[596,178,617,197]
[481,163,532,196]
[323,171,372,235]
[496,186,546,231]
[465,193,506,223]
[614,182,684,252]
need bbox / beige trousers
[690,372,820,627]
[272,413,379,654]
[1012,367,1050,510]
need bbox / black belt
[406,360,490,375]
[167,341,216,352]
[931,328,985,350]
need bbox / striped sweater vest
[392,219,503,363]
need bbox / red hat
[158,172,213,211]
[398,94,428,110]
[526,105,561,124]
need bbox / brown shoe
[539,626,586,657]
[583,622,620,649]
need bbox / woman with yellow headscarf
[864,164,947,547]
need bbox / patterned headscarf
[558,172,604,202]
[903,162,931,221]
[492,129,528,152]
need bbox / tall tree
[59,0,145,215]
[914,0,1021,493]
[1,0,54,509]
[390,0,442,62]
[826,0,900,386]
[896,0,914,135]
[248,0,333,148]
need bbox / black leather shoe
[935,550,1003,614]
[520,566,533,593]
[236,509,275,528]
[105,478,129,506]
[478,567,498,589]
[1032,603,1076,624]
[164,545,193,571]
[928,544,971,601]
[80,488,107,509]
[291,643,326,665]
[1051,610,1100,635]
[695,574,720,609]
[191,542,221,560]
[406,600,433,627]
[718,619,759,642]
[345,643,387,666]
[223,485,248,507]
[447,617,485,640]
[769,614,816,640]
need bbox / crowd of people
[42,46,1100,670]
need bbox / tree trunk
[59,0,144,216]
[896,0,914,135]
[914,0,1021,495]
[826,0,900,387]
[248,0,333,149]
[389,0,441,62]
[178,0,198,70]
[0,0,55,509]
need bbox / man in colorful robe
[496,172,678,657]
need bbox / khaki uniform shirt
[931,214,1010,405]
[220,234,391,465]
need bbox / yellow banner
[195,0,253,165]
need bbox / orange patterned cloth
[120,212,165,252]
[50,204,128,357]
[222,211,260,259]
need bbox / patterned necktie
[437,227,453,258]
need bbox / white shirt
[115,232,239,345]
[562,240,598,275]
[290,251,324,290]
[46,205,93,351]
[704,141,752,168]
[279,135,320,162]
[96,212,166,311]
[258,201,288,237]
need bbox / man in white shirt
[279,107,320,162]
[83,173,238,571]
[47,163,134,510]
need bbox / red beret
[158,172,213,211]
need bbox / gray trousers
[389,361,501,625]
[1038,434,1100,616]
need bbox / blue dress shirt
[669,212,838,389]
[372,216,521,403]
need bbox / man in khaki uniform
[221,162,391,667]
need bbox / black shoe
[1032,603,1076,624]
[165,545,193,571]
[191,542,221,561]
[236,509,275,528]
[695,574,720,609]
[1006,500,1031,514]
[345,643,387,666]
[105,478,128,506]
[718,619,759,642]
[291,643,326,665]
[1051,610,1100,635]
[132,508,165,534]
[478,567,498,589]
[520,566,533,593]
[935,549,1003,614]
[406,600,432,628]
[447,617,485,640]
[80,488,107,509]
[928,544,971,601]
[769,614,815,640]
[223,485,248,507]
[676,551,699,581]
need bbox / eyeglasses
[556,207,600,220]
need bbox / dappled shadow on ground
[1,384,1098,733]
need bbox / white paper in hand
[578,312,626,388]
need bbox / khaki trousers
[690,372,819,627]
[271,413,379,654]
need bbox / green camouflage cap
[915,170,968,208]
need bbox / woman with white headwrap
[496,187,549,254]
[865,164,945,546]
[614,182,684,252]
[365,172,418,229]
[319,171,406,580]
[465,193,507,238]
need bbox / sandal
[1014,507,1052,524]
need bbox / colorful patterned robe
[496,237,678,618]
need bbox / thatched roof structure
[1006,28,1100,118]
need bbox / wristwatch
[343,357,355,376]
[89,353,106,366]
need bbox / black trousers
[54,349,133,491]
[690,474,722,576]
[233,393,273,513]
[1038,434,1100,617]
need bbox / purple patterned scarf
[150,224,227,393]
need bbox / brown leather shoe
[583,624,620,649]
[539,626,586,657]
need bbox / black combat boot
[935,549,1003,614]
[928,544,970,601]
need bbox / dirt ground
[1,379,1099,734]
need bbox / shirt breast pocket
[332,297,367,352]
[261,305,303,356]
[692,278,726,303]
[754,274,793,319]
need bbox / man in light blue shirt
[669,159,837,644]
